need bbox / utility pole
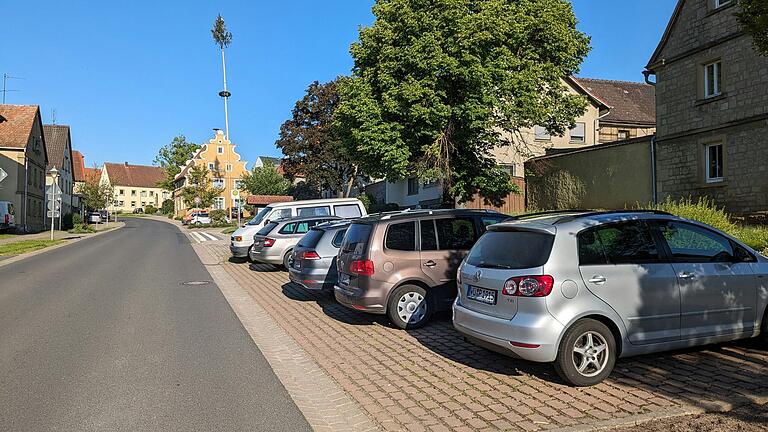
[211,15,234,221]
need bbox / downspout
[594,108,612,145]
[651,135,658,205]
[23,155,28,232]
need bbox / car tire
[247,245,255,263]
[387,284,433,330]
[760,307,768,343]
[554,319,616,387]
[282,249,293,270]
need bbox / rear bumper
[288,267,334,291]
[334,283,387,314]
[452,300,563,363]
[230,244,250,257]
[249,248,284,265]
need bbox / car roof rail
[552,209,673,224]
[508,209,593,220]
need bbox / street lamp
[48,166,59,240]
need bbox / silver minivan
[453,210,768,386]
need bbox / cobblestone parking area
[200,240,768,431]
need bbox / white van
[229,198,367,258]
[0,201,16,232]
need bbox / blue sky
[1,1,676,168]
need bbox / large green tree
[335,0,590,204]
[239,161,291,196]
[180,165,224,208]
[277,80,363,197]
[737,0,768,56]
[154,135,200,191]
[77,168,114,212]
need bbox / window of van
[269,208,292,221]
[386,222,416,251]
[248,207,272,225]
[334,204,362,218]
[297,206,330,217]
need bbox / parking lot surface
[201,240,768,431]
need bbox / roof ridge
[575,77,651,86]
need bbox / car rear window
[466,230,554,269]
[298,229,325,248]
[257,222,279,236]
[341,223,372,254]
[386,221,416,251]
[331,229,347,248]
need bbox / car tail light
[502,275,554,297]
[349,259,374,276]
[263,238,275,247]
[3,214,8,224]
[299,251,321,260]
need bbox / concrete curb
[180,225,379,432]
[0,222,125,269]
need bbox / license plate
[339,273,350,285]
[467,286,497,305]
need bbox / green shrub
[358,193,372,211]
[734,226,768,252]
[68,223,96,234]
[647,196,737,234]
[210,209,228,224]
[72,213,83,226]
[161,199,174,215]
[144,205,157,215]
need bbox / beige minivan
[334,209,507,329]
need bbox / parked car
[182,210,209,225]
[88,212,102,224]
[133,208,144,214]
[288,220,351,290]
[189,212,212,226]
[250,216,342,268]
[99,210,110,221]
[230,198,367,259]
[335,209,508,329]
[453,210,768,386]
[0,201,16,232]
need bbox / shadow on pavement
[281,282,390,327]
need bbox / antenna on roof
[2,73,23,104]
[51,109,56,125]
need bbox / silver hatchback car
[250,216,341,267]
[453,210,768,386]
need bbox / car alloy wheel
[571,331,609,377]
[282,249,293,269]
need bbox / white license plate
[339,273,350,285]
[467,286,497,305]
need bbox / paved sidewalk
[0,222,117,246]
[199,241,767,431]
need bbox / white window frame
[569,122,586,144]
[705,142,724,183]
[212,177,225,189]
[714,0,731,8]
[534,125,551,141]
[704,61,722,99]
[214,197,225,210]
[226,163,233,172]
[208,162,215,171]
[217,146,224,154]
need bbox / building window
[214,197,225,210]
[217,146,224,154]
[705,143,724,183]
[617,130,630,140]
[149,191,154,196]
[212,178,225,188]
[131,190,136,196]
[423,179,438,189]
[233,179,242,190]
[704,61,722,98]
[119,189,124,195]
[534,125,551,141]
[569,122,586,143]
[131,201,136,207]
[499,164,516,177]
[407,178,420,196]
[714,0,731,8]
[226,163,233,172]
[208,163,215,171]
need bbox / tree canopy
[77,168,114,212]
[154,135,200,191]
[239,162,291,196]
[335,0,590,204]
[211,14,233,49]
[737,0,768,56]
[180,165,224,209]
[277,79,363,198]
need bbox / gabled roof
[103,162,165,188]
[257,156,282,166]
[571,78,656,126]
[43,124,74,173]
[0,104,40,149]
[646,0,685,70]
[246,195,294,206]
[72,150,86,182]
[83,167,101,182]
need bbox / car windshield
[247,207,272,226]
[466,230,555,269]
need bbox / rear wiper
[475,262,514,269]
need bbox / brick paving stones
[198,240,768,431]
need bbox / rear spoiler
[487,224,556,235]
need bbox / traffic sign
[47,210,60,218]
[231,189,240,198]
[0,167,7,183]
[47,200,60,211]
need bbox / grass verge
[221,226,238,234]
[0,240,63,256]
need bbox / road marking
[201,232,219,241]
[189,231,220,243]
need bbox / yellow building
[101,162,169,213]
[173,129,248,217]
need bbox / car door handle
[423,260,437,268]
[679,271,696,280]
[588,275,607,284]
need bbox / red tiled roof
[83,167,101,182]
[103,162,165,188]
[246,195,294,206]
[572,78,656,126]
[0,105,39,149]
[72,150,86,182]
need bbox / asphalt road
[0,218,311,432]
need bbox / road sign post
[231,189,241,226]
[48,167,59,240]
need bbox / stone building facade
[645,0,768,214]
